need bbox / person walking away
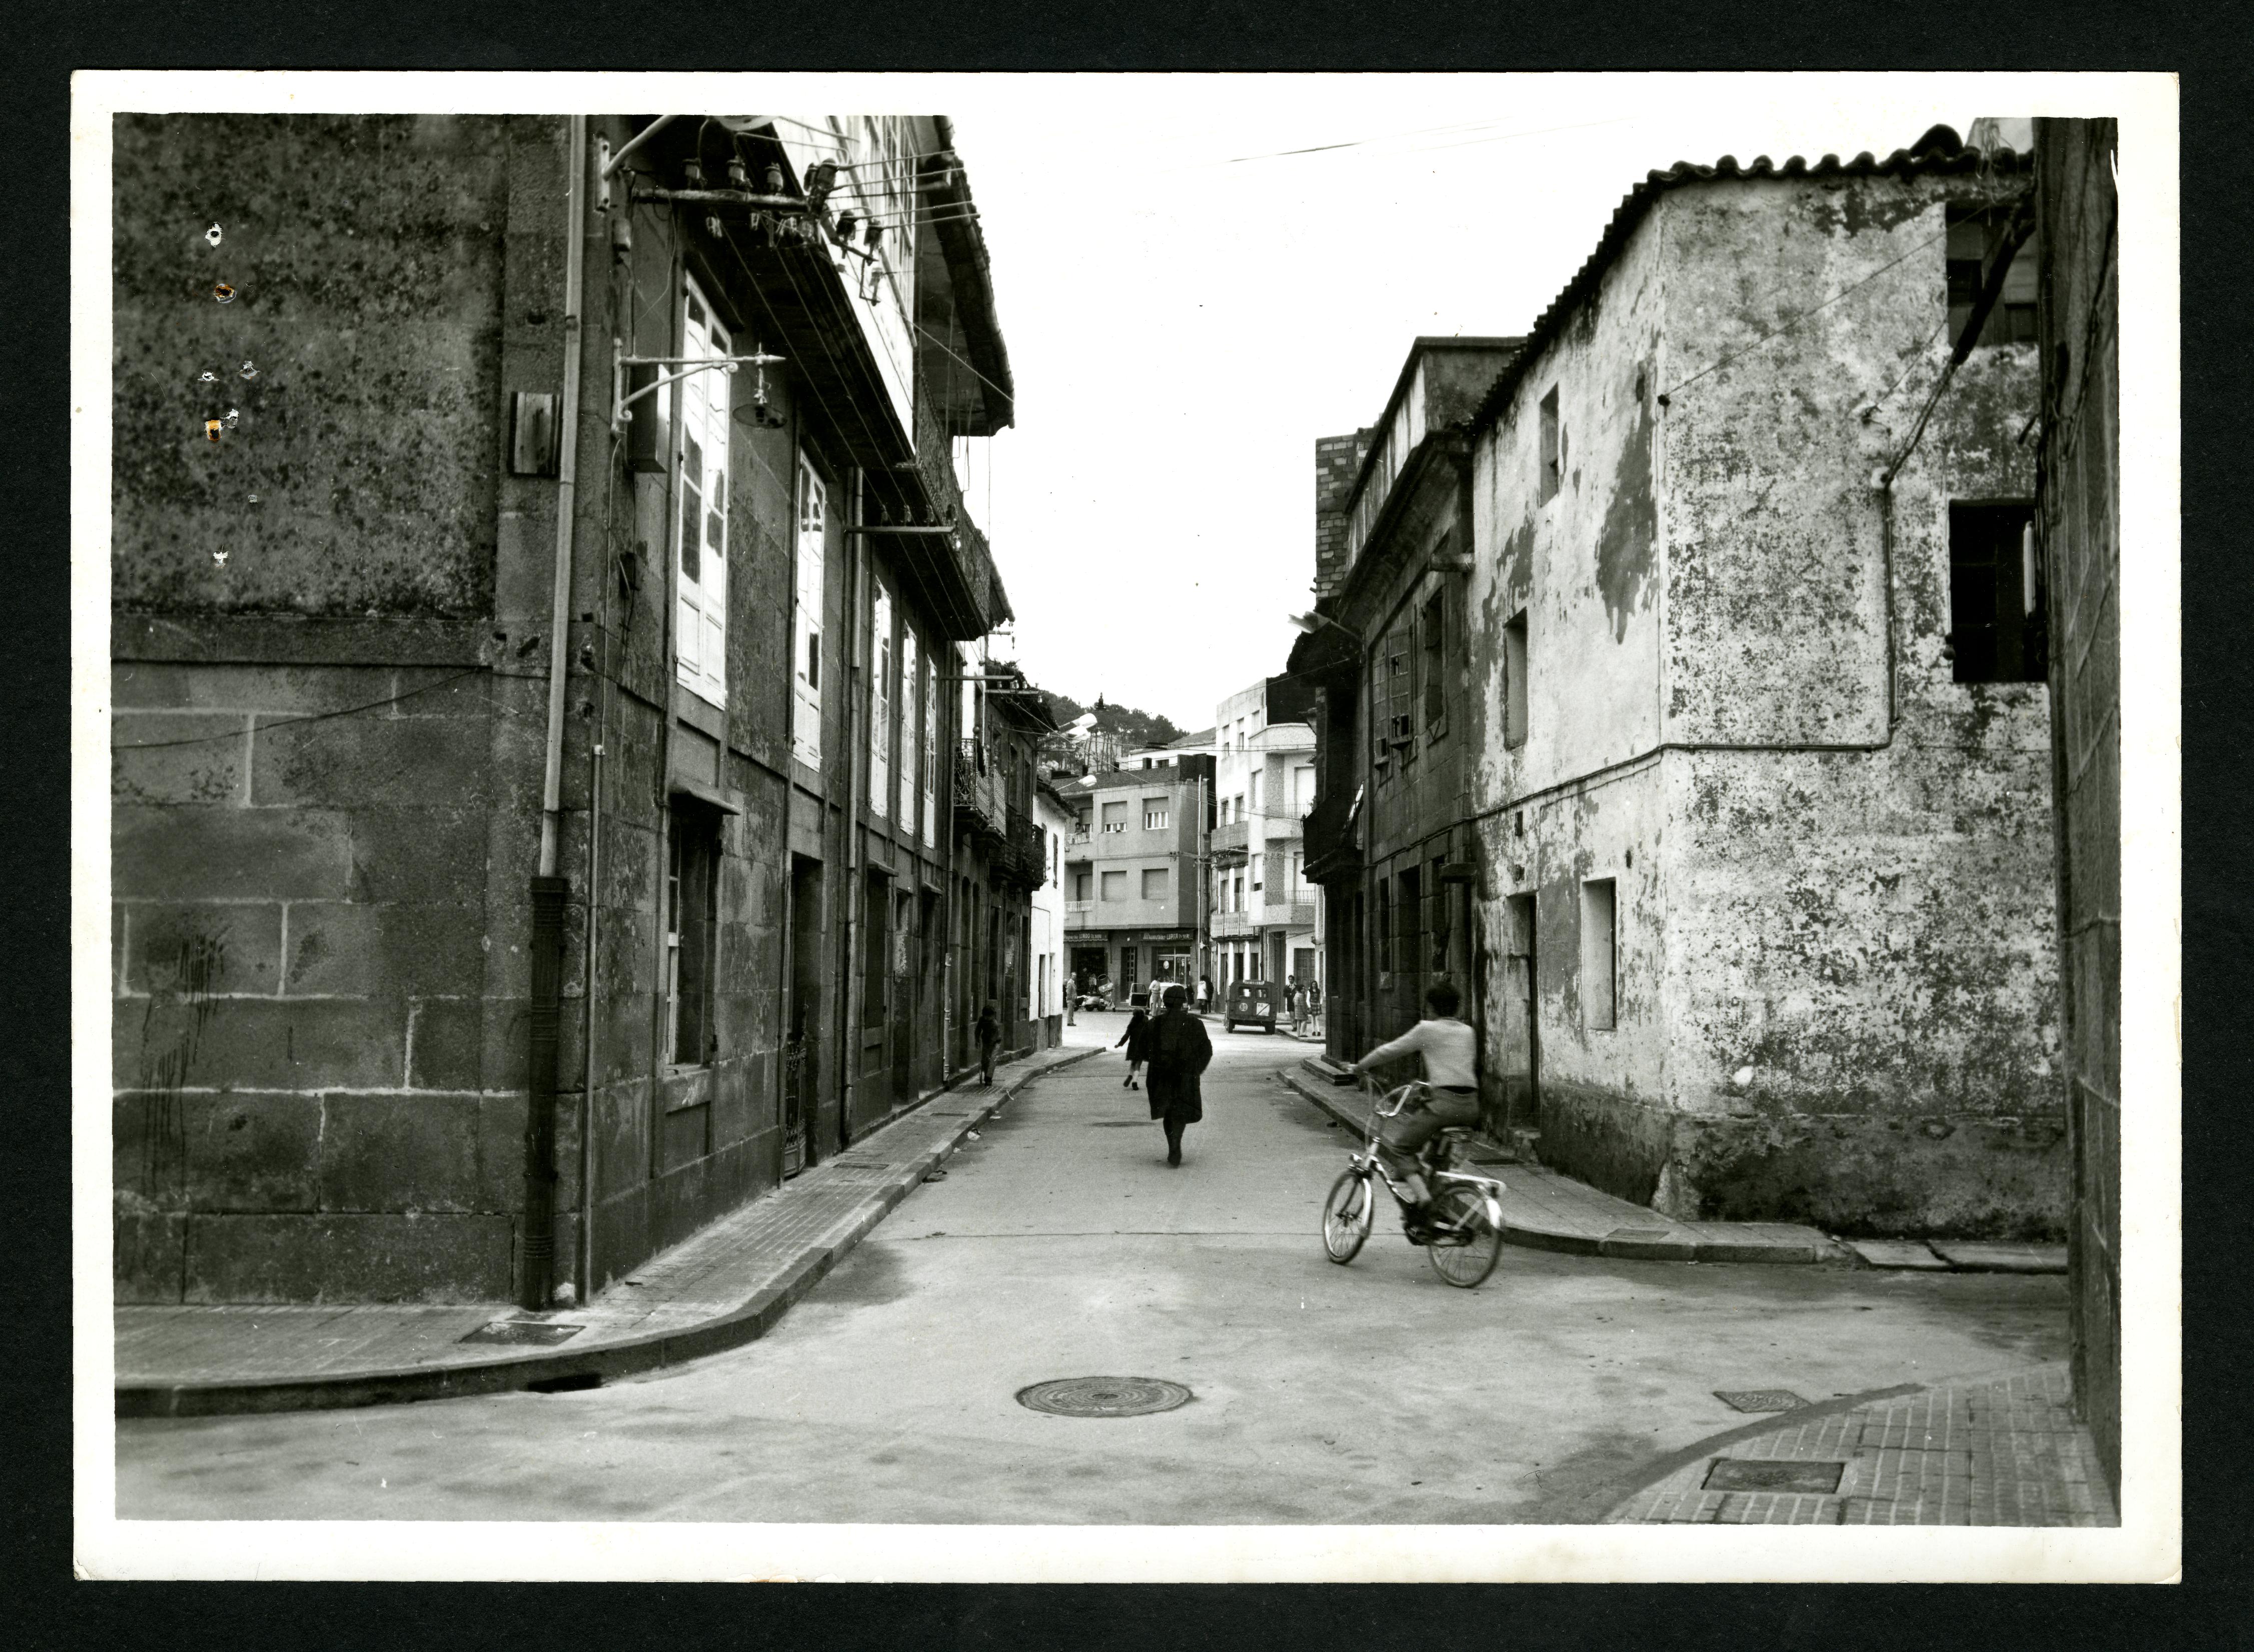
[1115,994,1153,1089]
[1285,975,1304,1034]
[975,1001,1002,1087]
[1144,985,1214,1166]
[1349,981,1479,1211]
[1197,975,1214,1015]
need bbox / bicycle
[1321,1076,1508,1287]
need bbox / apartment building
[1210,681,1320,989]
[1057,750,1215,1001]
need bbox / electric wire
[114,668,487,749]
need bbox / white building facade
[1211,681,1321,993]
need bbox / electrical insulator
[726,155,749,190]
[682,157,705,190]
[764,162,784,195]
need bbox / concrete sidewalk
[1603,1362,2117,1526]
[1280,1065,1840,1264]
[115,1043,1102,1417]
[1281,1063,2068,1274]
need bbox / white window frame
[900,628,919,837]
[920,645,937,848]
[1143,799,1170,831]
[792,457,827,767]
[869,580,893,819]
[674,276,731,709]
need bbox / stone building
[1058,750,1215,1001]
[1028,775,1076,1046]
[947,658,1057,1065]
[2033,116,2121,1494]
[1210,680,1320,989]
[1299,129,2064,1237]
[113,112,1019,1308]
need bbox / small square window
[1100,870,1128,902]
[1141,867,1170,901]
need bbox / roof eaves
[1468,133,2035,435]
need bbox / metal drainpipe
[836,471,865,1151]
[524,114,589,1312]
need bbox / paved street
[117,1013,2071,1524]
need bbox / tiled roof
[1469,127,2033,434]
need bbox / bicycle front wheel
[1426,1185,1504,1288]
[1322,1169,1375,1264]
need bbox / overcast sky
[941,75,2028,730]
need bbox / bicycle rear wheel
[1426,1185,1504,1287]
[1322,1169,1375,1263]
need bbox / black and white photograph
[75,70,2179,1583]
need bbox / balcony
[991,808,1047,891]
[953,737,1005,836]
[1212,911,1254,940]
[1211,818,1249,865]
[1265,900,1317,930]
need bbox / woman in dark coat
[1144,984,1214,1166]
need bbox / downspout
[524,114,589,1312]
[837,471,866,1149]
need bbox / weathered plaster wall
[1653,176,2059,1234]
[1471,766,1673,1197]
[1469,210,1667,806]
[113,115,508,618]
[1460,170,2059,1236]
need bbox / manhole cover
[1015,1376,1193,1417]
[1713,1388,1809,1413]
[1703,1458,1845,1494]
[460,1318,585,1347]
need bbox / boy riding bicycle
[1350,981,1480,1213]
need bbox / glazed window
[675,278,732,709]
[1101,801,1127,833]
[868,582,893,819]
[1143,798,1170,831]
[1946,207,2039,349]
[1948,502,2045,683]
[1581,877,1617,1030]
[791,457,826,767]
[665,801,723,1066]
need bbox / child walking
[1116,994,1154,1090]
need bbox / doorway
[783,856,824,1177]
[1498,892,1539,1143]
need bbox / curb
[117,1045,1104,1418]
[1278,1069,1835,1266]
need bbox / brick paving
[114,1043,1099,1411]
[1607,1364,2117,1527]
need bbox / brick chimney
[1314,428,1373,600]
